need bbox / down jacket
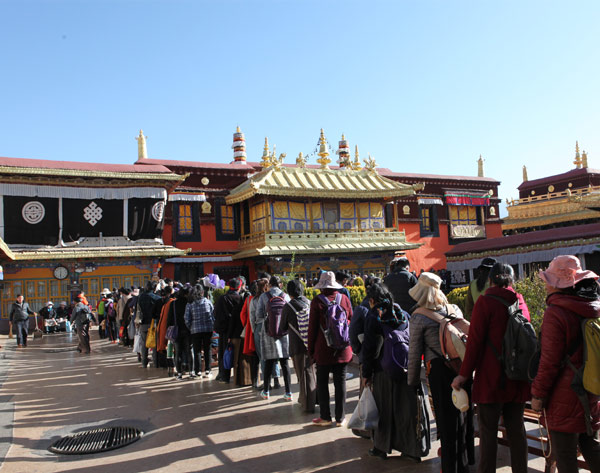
[531,292,600,433]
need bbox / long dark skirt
[291,353,316,413]
[372,370,430,457]
[231,338,252,386]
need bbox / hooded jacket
[531,292,600,433]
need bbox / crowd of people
[7,255,600,472]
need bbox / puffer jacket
[459,285,531,404]
[531,292,600,433]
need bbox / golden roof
[232,229,421,259]
[226,166,420,204]
[1,243,187,261]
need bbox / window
[419,205,439,237]
[449,206,479,226]
[175,203,200,241]
[220,205,235,235]
[216,199,238,240]
[177,204,193,236]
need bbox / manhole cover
[48,426,143,455]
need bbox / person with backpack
[531,255,600,472]
[408,272,473,472]
[362,282,429,461]
[451,263,530,473]
[308,271,353,427]
[281,278,316,413]
[254,275,292,401]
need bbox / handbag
[146,320,156,348]
[132,333,143,354]
[119,325,125,339]
[223,342,234,370]
[347,387,379,431]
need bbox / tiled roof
[0,156,173,174]
[446,223,600,257]
[518,168,600,191]
[225,166,419,204]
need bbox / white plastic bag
[347,387,379,431]
[132,333,143,354]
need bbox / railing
[506,185,600,207]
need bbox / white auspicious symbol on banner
[83,201,103,226]
[22,201,45,224]
[151,201,165,222]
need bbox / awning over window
[418,198,443,206]
[444,191,490,206]
[168,193,206,202]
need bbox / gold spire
[522,165,528,182]
[261,137,271,168]
[582,150,589,168]
[574,141,582,168]
[236,126,241,133]
[352,145,362,170]
[316,129,331,169]
[136,129,148,160]
[477,155,484,177]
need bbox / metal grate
[48,426,143,455]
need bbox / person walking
[308,271,353,427]
[282,278,316,412]
[184,284,215,378]
[255,275,292,401]
[452,263,530,473]
[531,255,600,472]
[71,296,94,354]
[9,295,35,347]
[408,272,473,472]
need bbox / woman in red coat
[452,263,530,473]
[531,255,600,473]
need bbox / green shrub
[349,286,366,307]
[447,286,469,314]
[304,287,320,301]
[211,287,227,306]
[352,277,365,287]
[513,274,546,334]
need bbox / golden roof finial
[582,150,589,168]
[364,153,377,172]
[316,129,331,169]
[477,154,485,177]
[296,151,307,168]
[261,137,272,168]
[523,165,528,182]
[136,129,148,160]
[236,126,241,133]
[574,141,582,168]
[352,145,362,170]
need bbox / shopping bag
[145,320,156,348]
[133,333,143,354]
[223,342,234,370]
[347,387,379,431]
[128,318,136,340]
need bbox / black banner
[4,196,59,245]
[128,198,164,240]
[62,199,123,242]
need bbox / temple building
[447,142,600,278]
[137,128,502,283]
[0,148,186,328]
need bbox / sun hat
[539,255,598,289]
[408,272,447,310]
[452,388,469,412]
[479,257,497,269]
[101,288,111,295]
[46,301,53,307]
[314,271,344,290]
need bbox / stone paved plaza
[0,332,547,473]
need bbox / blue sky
[1,1,599,215]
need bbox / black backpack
[487,295,538,382]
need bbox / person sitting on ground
[39,301,58,334]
